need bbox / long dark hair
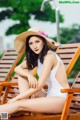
[25,35,52,70]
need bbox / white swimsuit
[37,53,67,99]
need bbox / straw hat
[14,27,59,53]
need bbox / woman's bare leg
[18,75,29,94]
[17,68,35,94]
[19,97,66,113]
[7,75,30,103]
[18,75,46,99]
[0,102,21,115]
[0,96,66,115]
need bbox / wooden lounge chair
[0,43,80,102]
[0,43,80,120]
[56,43,80,75]
[10,72,80,120]
[0,49,18,82]
[0,72,80,120]
[0,48,24,98]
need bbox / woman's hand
[27,75,38,88]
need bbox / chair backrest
[69,72,80,113]
[56,43,80,75]
[1,43,80,103]
[0,49,25,82]
[0,49,18,82]
[0,49,24,97]
[0,43,79,82]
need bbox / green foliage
[61,24,80,78]
[68,57,80,79]
[60,24,80,44]
[6,23,30,35]
[0,51,4,59]
[0,0,64,35]
[73,57,80,72]
[53,24,80,78]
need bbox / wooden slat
[0,69,9,72]
[2,56,17,59]
[0,60,15,64]
[0,64,12,68]
[72,96,80,102]
[0,77,6,80]
[69,109,80,113]
[61,59,71,64]
[70,103,80,110]
[57,48,77,54]
[60,43,80,48]
[6,49,16,52]
[0,73,9,76]
[72,83,80,88]
[7,93,18,98]
[73,93,80,96]
[8,88,19,93]
[75,77,80,82]
[0,78,5,81]
[5,52,18,55]
[58,54,74,59]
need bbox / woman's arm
[8,87,39,103]
[14,61,31,78]
[15,60,38,88]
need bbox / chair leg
[60,94,73,120]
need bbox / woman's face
[28,36,44,54]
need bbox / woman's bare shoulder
[45,50,56,60]
[44,51,57,65]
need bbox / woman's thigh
[20,96,66,113]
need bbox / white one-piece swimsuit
[37,53,67,99]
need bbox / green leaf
[0,0,64,36]
[6,23,30,35]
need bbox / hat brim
[14,31,59,53]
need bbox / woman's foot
[10,111,31,117]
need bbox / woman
[0,28,70,115]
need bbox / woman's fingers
[33,78,38,88]
[29,78,38,88]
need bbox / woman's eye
[29,42,32,45]
[36,40,40,43]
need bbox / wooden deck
[8,113,80,120]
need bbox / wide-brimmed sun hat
[14,27,59,53]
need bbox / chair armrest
[0,82,18,86]
[61,88,80,93]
